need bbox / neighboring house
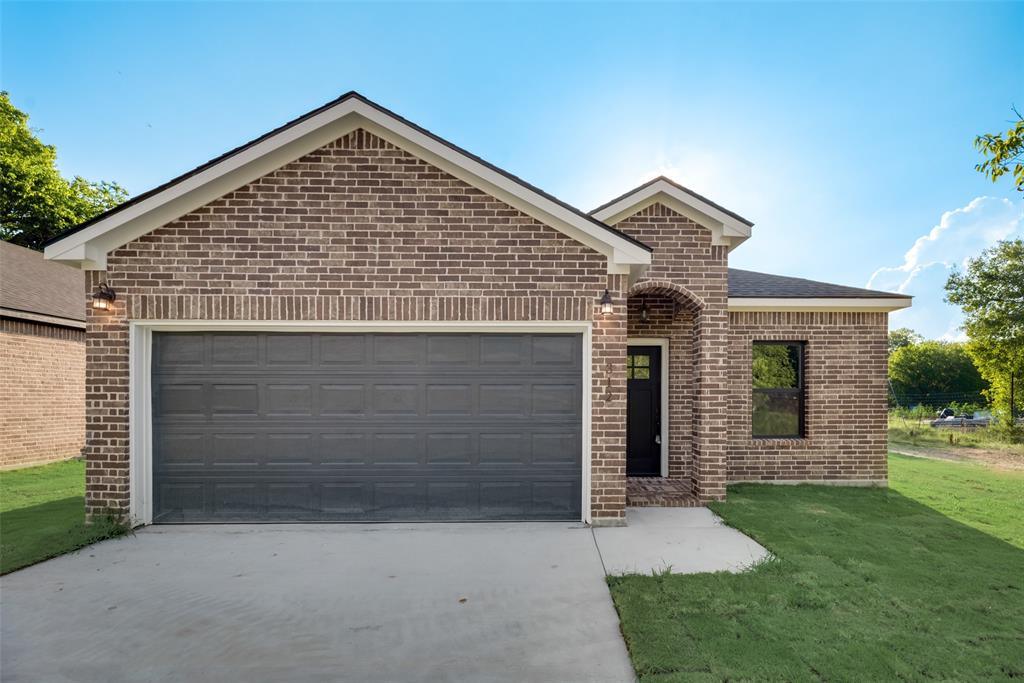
[1,241,86,468]
[43,93,910,526]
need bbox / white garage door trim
[129,320,593,526]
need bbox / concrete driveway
[1,511,766,683]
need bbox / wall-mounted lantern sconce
[91,283,116,311]
[599,289,613,315]
[639,301,650,323]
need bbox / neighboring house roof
[1,241,85,327]
[590,176,754,252]
[728,268,911,312]
[43,92,652,273]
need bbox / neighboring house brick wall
[727,311,889,483]
[84,128,627,521]
[0,319,85,468]
[616,203,730,501]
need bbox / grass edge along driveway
[1,459,127,575]
[608,455,1024,682]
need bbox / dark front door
[626,345,662,476]
[151,332,583,522]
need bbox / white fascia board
[728,297,912,312]
[592,179,752,251]
[45,98,650,273]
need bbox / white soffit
[591,177,753,251]
[44,94,652,272]
[728,297,912,312]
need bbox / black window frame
[751,341,806,439]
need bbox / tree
[0,92,127,250]
[888,341,989,408]
[974,107,1024,193]
[888,327,923,355]
[945,239,1024,434]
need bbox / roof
[593,176,754,227]
[590,176,754,252]
[43,92,652,272]
[728,268,911,299]
[1,241,85,326]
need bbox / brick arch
[627,279,704,312]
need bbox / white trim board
[126,320,595,526]
[728,297,911,312]
[45,94,651,275]
[592,177,753,252]
[626,337,670,478]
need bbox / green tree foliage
[974,108,1024,192]
[945,239,1024,434]
[888,341,988,408]
[752,343,798,389]
[0,92,127,250]
[888,327,923,355]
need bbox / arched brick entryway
[626,279,728,502]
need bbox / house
[1,241,86,468]
[43,93,910,525]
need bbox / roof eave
[45,93,651,272]
[728,296,912,313]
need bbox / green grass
[608,456,1024,682]
[888,415,1024,455]
[0,459,128,575]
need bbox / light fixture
[599,289,613,315]
[91,283,116,311]
[639,301,650,323]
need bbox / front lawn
[889,414,1024,456]
[0,459,127,575]
[608,455,1024,681]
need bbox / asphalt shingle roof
[728,268,910,299]
[1,241,85,323]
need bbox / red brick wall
[592,275,628,522]
[0,319,85,468]
[85,129,627,521]
[616,203,730,501]
[727,311,889,483]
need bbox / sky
[3,1,1022,340]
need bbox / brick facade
[84,129,628,521]
[77,126,891,522]
[726,311,889,483]
[0,319,85,468]
[626,297,695,482]
[616,203,730,501]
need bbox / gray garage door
[152,332,583,522]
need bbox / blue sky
[3,1,1022,339]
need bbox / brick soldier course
[44,92,910,525]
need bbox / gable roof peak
[44,92,651,272]
[590,176,753,252]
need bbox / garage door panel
[152,332,582,522]
[319,433,368,465]
[320,384,366,415]
[266,434,314,466]
[211,334,258,365]
[266,483,314,518]
[267,334,314,365]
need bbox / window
[751,341,805,438]
[627,354,650,380]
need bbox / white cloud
[868,196,1023,340]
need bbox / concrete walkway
[1,509,766,683]
[594,508,770,576]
